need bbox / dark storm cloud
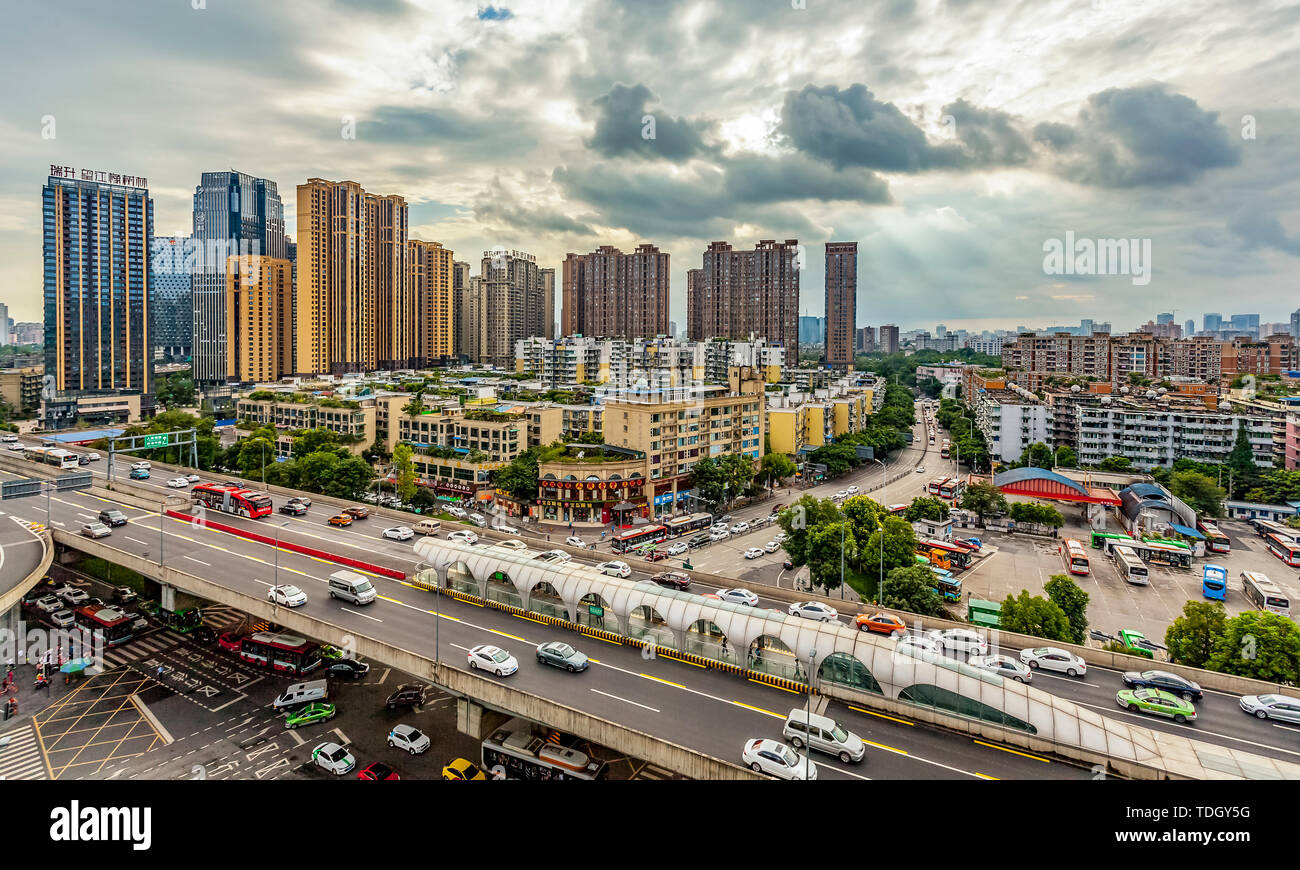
[940,99,1034,167]
[585,84,715,162]
[721,153,891,205]
[1227,208,1300,257]
[1038,85,1242,188]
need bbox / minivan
[468,513,487,527]
[781,709,866,764]
[414,518,442,536]
[273,679,329,709]
[328,569,377,605]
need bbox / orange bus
[1062,539,1090,576]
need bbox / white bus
[1112,545,1149,585]
[24,445,80,470]
[1240,571,1291,616]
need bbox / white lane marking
[125,536,149,546]
[1071,699,1300,758]
[590,688,660,713]
[183,556,212,567]
[341,607,382,623]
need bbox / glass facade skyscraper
[192,171,285,385]
[151,235,192,361]
[43,173,154,398]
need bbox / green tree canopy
[757,452,797,487]
[806,521,856,594]
[776,495,842,566]
[392,442,417,502]
[959,481,1007,519]
[863,516,918,585]
[1168,470,1226,518]
[999,590,1072,642]
[1009,502,1064,528]
[1054,445,1077,468]
[1225,425,1261,499]
[879,564,947,617]
[1207,610,1300,684]
[1017,442,1054,469]
[904,496,949,523]
[1164,600,1228,669]
[1044,574,1089,644]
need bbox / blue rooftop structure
[41,428,123,444]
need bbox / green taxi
[1116,688,1196,724]
[1116,629,1158,660]
[285,701,337,730]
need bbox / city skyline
[4,1,1299,333]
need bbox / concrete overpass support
[456,699,509,741]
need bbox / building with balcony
[0,366,44,416]
[234,393,376,451]
[1073,396,1272,469]
[972,386,1052,465]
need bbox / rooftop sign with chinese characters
[48,165,148,189]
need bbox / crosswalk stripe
[0,725,48,780]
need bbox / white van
[781,709,866,764]
[328,569,377,605]
[273,679,328,709]
[414,519,442,536]
[492,523,520,536]
[468,513,487,527]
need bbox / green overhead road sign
[141,433,168,449]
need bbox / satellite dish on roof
[1100,396,1112,404]
[1070,384,1081,393]
[1218,400,1231,410]
[1145,390,1157,399]
[1157,387,1167,394]
[1120,386,1131,394]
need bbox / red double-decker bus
[73,603,135,647]
[190,482,274,519]
[236,631,322,675]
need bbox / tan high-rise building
[457,276,483,363]
[541,267,556,339]
[295,178,409,375]
[408,240,455,364]
[685,240,799,355]
[225,255,292,382]
[824,241,857,368]
[479,250,547,367]
[561,244,669,340]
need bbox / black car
[385,683,425,709]
[1121,669,1203,702]
[327,659,371,680]
[279,502,308,516]
[782,559,794,570]
[688,533,710,549]
[651,571,691,590]
[190,626,217,647]
[77,454,90,466]
[98,509,128,527]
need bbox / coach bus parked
[1241,571,1291,616]
[1201,564,1227,601]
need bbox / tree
[1164,600,1228,669]
[392,443,417,502]
[808,442,857,477]
[1207,611,1300,684]
[999,590,1072,642]
[330,456,378,500]
[841,495,886,544]
[292,428,342,457]
[718,453,756,501]
[879,565,947,617]
[575,431,604,444]
[1054,445,1077,468]
[410,485,440,512]
[1225,425,1261,499]
[959,481,1007,521]
[1242,469,1300,504]
[776,495,842,566]
[494,448,542,501]
[1168,470,1226,518]
[1009,502,1064,528]
[1044,574,1089,644]
[806,521,857,594]
[863,516,918,585]
[1017,442,1054,469]
[757,452,797,488]
[1095,456,1133,472]
[401,391,426,422]
[689,457,726,509]
[904,496,949,523]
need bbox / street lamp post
[804,648,817,779]
[876,520,885,606]
[273,520,289,589]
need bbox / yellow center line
[587,658,600,664]
[748,678,801,694]
[488,629,525,642]
[639,673,686,690]
[864,739,907,754]
[974,772,1000,780]
[657,652,704,667]
[730,701,783,719]
[848,705,914,726]
[515,614,548,625]
[581,633,623,645]
[973,739,1051,763]
[378,596,404,605]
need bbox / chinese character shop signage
[49,165,148,189]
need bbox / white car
[492,539,528,551]
[446,506,468,519]
[730,521,751,534]
[311,741,356,775]
[763,541,780,553]
[5,442,24,451]
[186,473,199,483]
[467,644,519,676]
[774,532,787,543]
[834,490,848,499]
[1019,646,1087,677]
[895,635,942,657]
[267,584,308,607]
[717,588,759,607]
[0,433,16,442]
[58,587,90,608]
[709,529,730,541]
[131,461,151,470]
[968,655,1033,683]
[743,547,765,560]
[742,738,816,780]
[927,628,989,656]
[564,535,587,549]
[382,526,415,541]
[535,549,573,564]
[788,601,838,622]
[468,513,487,527]
[447,530,479,544]
[1239,694,1300,723]
[597,560,632,578]
[50,610,75,629]
[166,477,190,488]
[665,542,688,556]
[846,485,860,494]
[916,466,926,473]
[388,723,431,755]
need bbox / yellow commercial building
[225,255,293,382]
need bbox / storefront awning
[1168,523,1203,539]
[612,501,635,511]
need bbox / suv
[385,684,425,710]
[98,509,128,527]
[688,533,710,548]
[651,571,691,590]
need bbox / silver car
[968,654,1033,683]
[1239,694,1300,723]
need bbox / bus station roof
[991,467,1122,506]
[41,429,124,444]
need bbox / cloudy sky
[4,0,1299,333]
